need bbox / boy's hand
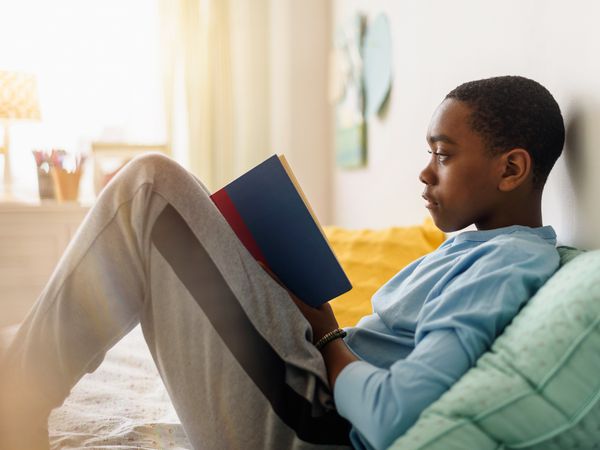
[258,261,359,389]
[258,262,339,343]
[290,295,340,344]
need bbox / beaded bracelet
[315,328,347,350]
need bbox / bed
[0,223,444,450]
[1,324,191,450]
[3,224,600,449]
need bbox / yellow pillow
[324,219,445,328]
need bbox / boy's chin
[430,215,471,233]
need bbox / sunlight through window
[0,0,165,200]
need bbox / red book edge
[210,188,269,267]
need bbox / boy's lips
[422,192,439,209]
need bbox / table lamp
[0,70,41,195]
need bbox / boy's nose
[419,162,437,185]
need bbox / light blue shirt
[334,225,559,450]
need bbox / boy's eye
[427,150,450,164]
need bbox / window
[0,0,165,200]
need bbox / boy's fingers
[290,294,311,314]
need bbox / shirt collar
[451,225,557,245]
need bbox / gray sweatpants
[0,154,352,449]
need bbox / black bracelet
[315,328,347,350]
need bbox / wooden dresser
[0,201,89,327]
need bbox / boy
[0,75,563,450]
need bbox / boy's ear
[497,148,532,192]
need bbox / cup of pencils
[49,149,85,202]
[32,149,55,200]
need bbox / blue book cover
[210,154,352,307]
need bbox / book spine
[210,188,269,266]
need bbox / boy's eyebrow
[427,134,457,145]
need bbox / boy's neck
[476,191,544,231]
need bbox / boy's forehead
[426,99,473,143]
[426,133,456,145]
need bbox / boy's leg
[0,154,351,450]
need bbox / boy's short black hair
[445,75,565,189]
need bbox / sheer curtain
[159,0,270,191]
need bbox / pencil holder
[32,149,55,200]
[36,166,55,200]
[51,166,82,202]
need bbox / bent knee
[116,152,191,182]
[112,153,210,196]
[126,152,180,173]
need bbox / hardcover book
[210,154,352,307]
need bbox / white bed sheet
[1,324,191,450]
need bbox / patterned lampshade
[0,70,41,120]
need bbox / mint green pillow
[389,246,600,450]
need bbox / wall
[331,0,600,248]
[270,0,332,224]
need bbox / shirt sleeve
[334,329,470,450]
[333,238,559,450]
[415,239,559,363]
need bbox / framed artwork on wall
[333,14,367,169]
[332,12,392,169]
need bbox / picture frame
[91,142,169,195]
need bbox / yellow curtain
[159,0,270,191]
